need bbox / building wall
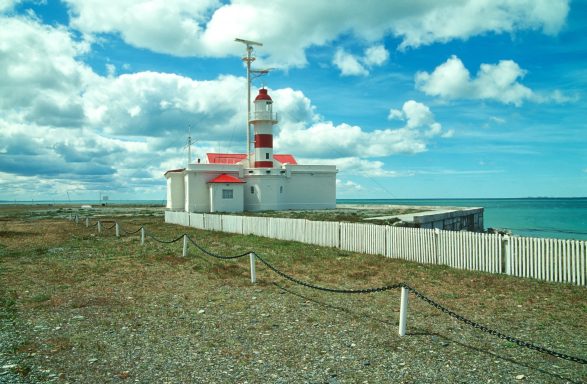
[172,163,336,213]
[282,171,336,210]
[209,183,244,213]
[166,173,185,210]
[244,175,283,211]
[185,172,211,212]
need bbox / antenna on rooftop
[235,37,263,167]
[186,124,198,166]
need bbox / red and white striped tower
[250,88,278,168]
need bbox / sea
[1,197,586,241]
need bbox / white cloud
[333,49,368,77]
[333,44,390,76]
[62,0,568,68]
[305,157,406,178]
[394,0,568,49]
[336,179,364,192]
[276,121,431,158]
[388,100,453,138]
[0,0,19,12]
[83,72,246,139]
[0,16,95,126]
[363,45,389,67]
[415,55,569,106]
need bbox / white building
[165,87,337,213]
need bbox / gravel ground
[1,210,586,383]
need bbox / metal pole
[399,287,409,336]
[140,227,145,246]
[97,221,102,234]
[246,45,252,166]
[115,223,120,238]
[182,234,188,257]
[249,252,256,283]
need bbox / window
[222,189,233,199]
[250,186,254,194]
[265,153,269,159]
[280,186,283,194]
[266,170,271,174]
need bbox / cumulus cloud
[0,11,450,199]
[83,72,245,139]
[388,100,453,138]
[333,49,368,77]
[0,16,95,126]
[333,44,389,76]
[62,0,568,68]
[336,179,364,193]
[415,55,569,106]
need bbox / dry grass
[0,205,586,383]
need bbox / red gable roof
[207,153,298,165]
[207,153,247,164]
[274,154,297,165]
[208,174,245,184]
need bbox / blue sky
[0,0,585,201]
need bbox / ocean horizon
[2,197,586,241]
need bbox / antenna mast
[235,38,262,167]
[187,124,192,166]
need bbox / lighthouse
[251,88,278,168]
[164,38,337,213]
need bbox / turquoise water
[338,198,587,240]
[2,198,586,240]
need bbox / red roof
[208,174,245,184]
[207,153,297,165]
[207,153,247,164]
[274,154,297,165]
[255,88,272,101]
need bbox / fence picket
[165,211,586,286]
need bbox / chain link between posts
[69,214,587,364]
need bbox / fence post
[434,228,440,264]
[85,217,89,227]
[140,227,145,246]
[75,215,79,224]
[249,252,256,284]
[97,221,101,234]
[502,235,511,274]
[115,223,120,238]
[182,234,188,257]
[398,286,409,336]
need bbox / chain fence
[68,215,587,365]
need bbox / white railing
[165,211,587,286]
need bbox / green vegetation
[0,205,585,383]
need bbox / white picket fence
[165,211,587,286]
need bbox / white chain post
[75,215,79,224]
[249,252,256,283]
[85,217,89,227]
[97,221,101,234]
[182,234,188,257]
[115,222,120,237]
[399,286,409,336]
[140,227,145,246]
